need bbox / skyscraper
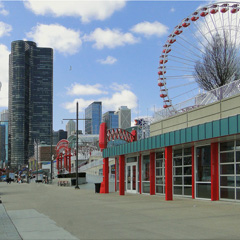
[115,106,131,129]
[85,102,102,134]
[66,120,76,138]
[102,111,118,130]
[9,40,53,169]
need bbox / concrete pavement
[1,182,240,239]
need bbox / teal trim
[165,133,170,146]
[175,130,180,145]
[180,129,186,143]
[213,120,220,137]
[206,122,213,139]
[221,118,229,136]
[199,124,205,140]
[192,126,198,141]
[229,116,238,134]
[186,128,192,142]
[102,114,240,158]
[170,132,175,146]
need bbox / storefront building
[100,93,240,202]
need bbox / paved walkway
[0,204,22,240]
[1,182,240,239]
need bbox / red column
[119,155,125,195]
[69,154,71,173]
[100,157,109,194]
[211,142,219,201]
[64,154,67,170]
[150,152,156,195]
[57,157,59,174]
[165,146,173,201]
[191,146,195,199]
[115,157,117,192]
[139,154,142,194]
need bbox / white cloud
[97,56,117,65]
[100,90,138,111]
[63,84,138,113]
[110,83,130,91]
[62,98,94,113]
[0,22,12,37]
[130,21,168,38]
[24,0,126,23]
[84,28,139,49]
[67,83,108,96]
[26,23,82,55]
[170,8,176,13]
[0,2,9,16]
[0,44,10,107]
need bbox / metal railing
[153,79,240,123]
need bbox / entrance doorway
[126,163,137,193]
[195,145,211,199]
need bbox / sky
[0,0,237,132]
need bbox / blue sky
[0,0,235,131]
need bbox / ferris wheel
[158,2,240,114]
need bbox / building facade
[115,106,131,129]
[66,120,76,138]
[0,125,5,168]
[100,93,240,202]
[102,111,118,130]
[85,102,102,134]
[53,130,67,145]
[9,40,53,169]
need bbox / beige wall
[150,94,240,136]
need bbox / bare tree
[194,32,240,92]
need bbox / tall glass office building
[9,40,53,169]
[102,111,118,130]
[85,102,102,134]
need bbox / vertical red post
[139,154,142,194]
[119,155,125,195]
[69,154,71,173]
[64,154,67,170]
[191,146,195,199]
[57,157,59,174]
[60,153,62,171]
[100,157,109,193]
[211,142,219,201]
[165,146,173,201]
[115,157,117,192]
[150,152,156,195]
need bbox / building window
[155,151,165,194]
[142,155,150,194]
[220,140,240,201]
[173,147,192,196]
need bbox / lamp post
[63,102,91,189]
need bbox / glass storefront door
[126,163,137,193]
[195,145,211,199]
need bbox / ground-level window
[116,157,119,191]
[173,147,192,196]
[155,151,165,194]
[142,155,150,194]
[220,140,240,201]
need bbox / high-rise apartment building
[102,111,118,130]
[85,102,102,134]
[115,106,131,129]
[0,125,5,168]
[66,120,76,138]
[9,40,53,169]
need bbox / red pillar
[165,146,173,201]
[191,146,195,199]
[211,142,219,201]
[119,155,125,195]
[57,157,59,174]
[139,154,142,194]
[100,157,109,194]
[115,157,117,192]
[150,152,155,195]
[69,154,71,173]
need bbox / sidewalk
[0,204,22,240]
[1,182,240,240]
